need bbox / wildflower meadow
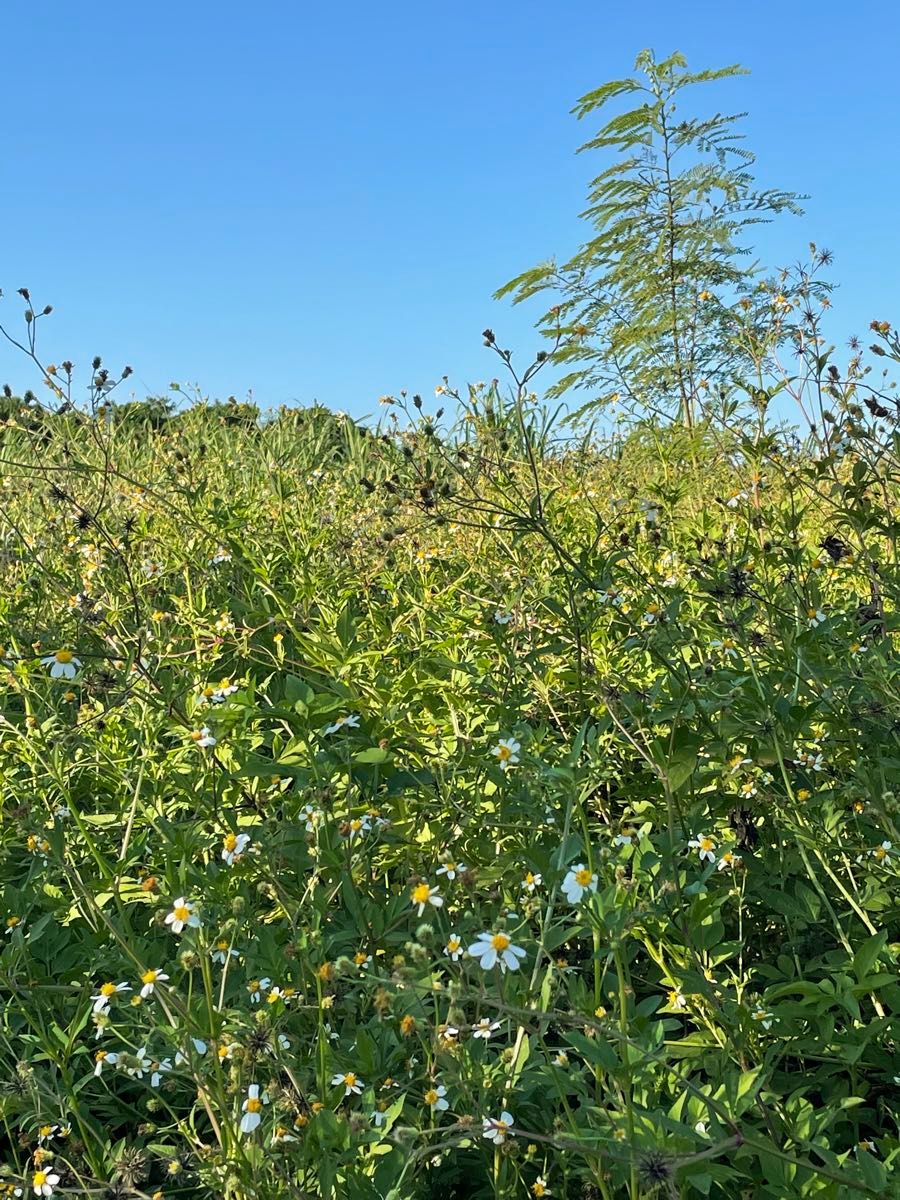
[1,47,899,1200]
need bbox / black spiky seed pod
[637,1150,672,1187]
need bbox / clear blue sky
[2,1,897,419]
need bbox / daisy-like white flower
[710,637,739,659]
[331,1071,364,1096]
[142,561,163,578]
[240,1083,269,1134]
[483,1111,514,1144]
[323,714,360,735]
[215,612,235,634]
[210,547,232,565]
[438,1023,460,1045]
[668,989,687,1010]
[31,1168,60,1197]
[807,607,826,627]
[492,738,520,770]
[190,727,217,748]
[436,859,464,881]
[751,1008,773,1030]
[642,603,662,625]
[521,871,542,894]
[211,938,240,965]
[122,1047,153,1079]
[247,977,272,1003]
[272,1124,297,1144]
[91,981,131,1014]
[5,915,22,935]
[561,863,598,904]
[551,1050,569,1067]
[717,850,742,871]
[371,1105,389,1128]
[41,650,81,679]
[688,834,717,863]
[149,1056,172,1087]
[467,931,526,973]
[210,678,239,702]
[797,750,824,772]
[164,897,200,934]
[221,831,251,865]
[173,1037,208,1066]
[424,1084,449,1112]
[300,803,323,832]
[871,840,893,862]
[531,1177,552,1197]
[410,881,443,916]
[444,934,463,962]
[613,828,636,847]
[93,1048,118,1075]
[353,951,373,971]
[139,968,169,998]
[345,815,371,840]
[471,1017,501,1040]
[727,753,753,774]
[493,610,513,625]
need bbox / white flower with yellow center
[871,840,893,862]
[521,871,542,893]
[221,831,251,865]
[41,650,81,679]
[493,610,513,625]
[467,931,526,973]
[532,1177,551,1197]
[717,850,742,871]
[211,938,239,965]
[31,1168,60,1197]
[93,1048,118,1075]
[139,968,169,998]
[471,1017,501,1040]
[164,897,200,934]
[91,981,131,1014]
[807,607,826,627]
[492,738,520,770]
[331,1070,363,1096]
[668,989,687,1010]
[190,726,216,748]
[751,1008,773,1029]
[436,860,464,881]
[240,1083,269,1134]
[444,934,463,962]
[247,977,272,1003]
[424,1084,449,1112]
[410,881,443,916]
[613,829,636,847]
[323,714,360,735]
[688,834,717,863]
[561,863,598,904]
[482,1111,514,1144]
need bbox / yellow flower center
[55,650,73,663]
[216,939,228,950]
[350,819,362,831]
[33,1173,47,1188]
[445,862,456,872]
[424,1088,439,1105]
[447,937,460,951]
[100,982,117,997]
[223,833,238,852]
[354,952,368,965]
[411,884,431,905]
[95,1050,107,1062]
[141,970,158,985]
[6,916,20,928]
[575,868,593,886]
[246,1097,262,1113]
[343,1073,357,1087]
[874,846,887,860]
[491,933,511,952]
[496,745,512,760]
[495,1120,508,1133]
[699,837,714,851]
[173,905,189,922]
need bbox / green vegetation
[0,50,899,1200]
